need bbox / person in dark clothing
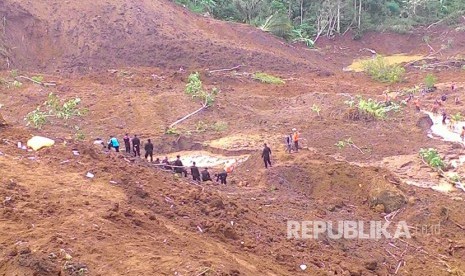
[201,168,212,182]
[173,155,187,177]
[154,158,160,165]
[123,133,131,153]
[190,162,201,181]
[285,134,292,153]
[162,156,171,170]
[442,110,447,125]
[132,135,141,157]
[216,170,227,185]
[262,143,272,169]
[144,139,154,162]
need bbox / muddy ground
[1,0,465,275]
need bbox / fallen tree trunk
[16,76,57,87]
[208,65,242,74]
[168,101,208,129]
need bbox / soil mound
[0,0,327,74]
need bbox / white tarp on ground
[27,136,55,151]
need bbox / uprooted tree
[168,72,219,130]
[25,93,87,129]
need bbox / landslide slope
[0,0,328,74]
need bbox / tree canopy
[175,0,465,42]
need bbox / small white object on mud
[300,264,307,271]
[86,172,95,178]
[27,136,55,151]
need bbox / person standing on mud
[132,135,141,157]
[173,155,188,177]
[292,128,300,152]
[123,133,131,153]
[144,139,154,162]
[285,134,292,153]
[262,143,272,169]
[201,168,212,182]
[216,169,227,185]
[108,136,120,152]
[442,110,448,125]
[191,162,201,181]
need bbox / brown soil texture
[0,0,330,74]
[1,0,465,275]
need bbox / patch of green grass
[31,75,44,83]
[12,80,22,88]
[10,69,18,78]
[195,121,208,133]
[165,127,180,135]
[211,121,228,132]
[252,72,285,84]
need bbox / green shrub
[419,148,445,170]
[165,127,180,135]
[291,28,314,48]
[31,76,44,83]
[450,112,463,124]
[12,80,22,88]
[195,121,208,132]
[346,96,401,120]
[211,121,228,132]
[311,104,321,116]
[259,13,293,38]
[252,72,285,84]
[185,72,218,107]
[424,73,437,89]
[24,93,87,129]
[362,55,405,83]
[10,69,18,78]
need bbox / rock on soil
[370,189,406,213]
[416,114,433,132]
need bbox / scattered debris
[86,172,95,178]
[72,150,80,156]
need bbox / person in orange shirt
[292,128,299,152]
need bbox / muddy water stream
[345,54,424,72]
[409,111,465,193]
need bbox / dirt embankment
[1,125,464,275]
[0,0,331,75]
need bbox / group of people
[104,134,230,185]
[284,128,300,154]
[259,128,301,169]
[105,128,304,183]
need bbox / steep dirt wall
[0,0,327,74]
